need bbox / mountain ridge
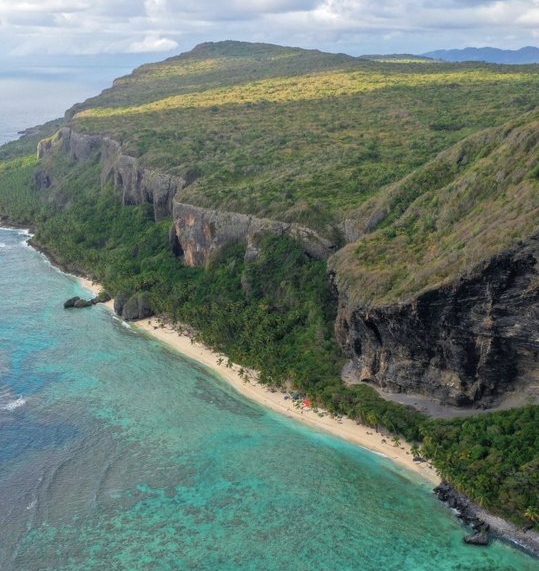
[422,45,539,64]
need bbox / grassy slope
[332,111,539,304]
[66,42,539,252]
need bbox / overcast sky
[0,0,538,65]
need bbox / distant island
[422,45,539,64]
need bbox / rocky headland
[333,234,539,408]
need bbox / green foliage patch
[421,407,539,526]
[0,155,42,224]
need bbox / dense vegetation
[1,41,538,530]
[67,42,539,246]
[422,408,539,527]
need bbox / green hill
[332,111,539,304]
[65,41,539,243]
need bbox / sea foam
[1,397,26,411]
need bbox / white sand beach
[78,277,439,485]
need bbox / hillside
[1,41,539,531]
[332,111,539,305]
[61,41,539,243]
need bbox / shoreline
[76,276,439,485]
[76,276,539,559]
[133,316,440,484]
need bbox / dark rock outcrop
[114,291,153,321]
[434,481,491,546]
[434,481,488,531]
[434,481,539,556]
[333,235,539,407]
[64,296,93,309]
[463,531,489,546]
[63,292,111,309]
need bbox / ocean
[0,231,537,570]
[0,69,537,569]
[0,61,145,146]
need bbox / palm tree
[410,443,421,459]
[524,506,539,525]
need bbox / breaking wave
[1,397,26,411]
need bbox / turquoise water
[0,227,536,571]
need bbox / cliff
[37,127,186,221]
[333,234,539,406]
[330,116,539,408]
[35,116,539,407]
[36,127,336,266]
[171,202,336,266]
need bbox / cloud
[128,34,179,53]
[516,3,539,27]
[0,0,537,60]
[0,0,89,11]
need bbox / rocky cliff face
[35,126,538,408]
[171,202,336,266]
[333,234,539,407]
[37,127,186,221]
[37,127,336,265]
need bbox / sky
[0,0,538,67]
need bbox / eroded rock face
[333,235,539,407]
[36,128,336,265]
[36,128,337,317]
[171,202,337,266]
[37,127,185,221]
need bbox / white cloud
[516,4,539,27]
[0,0,89,17]
[0,0,537,60]
[128,34,179,53]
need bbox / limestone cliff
[171,202,336,266]
[37,127,185,221]
[332,234,539,407]
[36,127,337,266]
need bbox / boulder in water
[463,531,489,546]
[64,292,110,309]
[64,296,92,308]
